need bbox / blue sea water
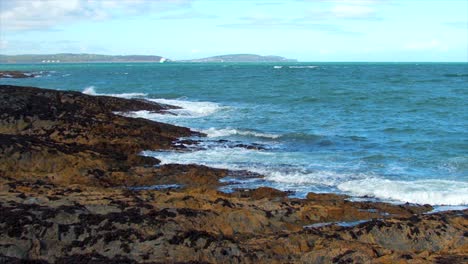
[1,62,467,205]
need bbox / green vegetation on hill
[0,53,297,63]
[180,54,297,62]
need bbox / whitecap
[338,178,468,206]
[265,170,367,187]
[144,147,364,188]
[82,86,147,99]
[148,98,225,118]
[117,110,165,120]
[143,147,263,170]
[145,145,468,206]
[202,127,280,139]
[82,86,97,95]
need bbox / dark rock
[0,71,37,78]
[0,85,465,263]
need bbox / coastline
[0,84,466,263]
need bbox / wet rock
[231,187,288,200]
[0,180,465,263]
[0,85,465,263]
[226,170,264,179]
[0,85,218,188]
[0,71,37,78]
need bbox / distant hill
[180,54,297,63]
[0,53,297,64]
[0,54,169,64]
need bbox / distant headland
[178,54,297,63]
[0,53,297,64]
[0,54,168,64]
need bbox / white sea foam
[145,146,468,205]
[273,66,283,69]
[145,147,363,188]
[144,147,263,170]
[82,86,148,99]
[202,127,280,139]
[426,205,468,213]
[117,110,165,120]
[115,99,225,124]
[82,86,225,119]
[82,86,97,95]
[338,178,468,205]
[148,98,224,118]
[265,170,368,187]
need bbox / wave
[266,170,366,187]
[81,86,225,122]
[338,178,468,206]
[438,156,468,173]
[117,110,166,120]
[118,100,225,122]
[289,66,318,69]
[148,98,224,118]
[82,86,97,95]
[443,73,468,78]
[145,145,468,206]
[82,87,224,119]
[144,147,263,168]
[145,147,360,188]
[278,132,324,142]
[202,127,280,139]
[270,172,468,205]
[151,98,223,117]
[82,86,148,99]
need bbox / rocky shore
[0,84,466,263]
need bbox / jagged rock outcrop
[0,179,465,263]
[0,85,223,187]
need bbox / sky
[0,0,467,62]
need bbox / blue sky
[0,0,467,61]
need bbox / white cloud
[331,4,375,19]
[302,0,383,21]
[0,0,193,31]
[0,40,8,49]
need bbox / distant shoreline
[0,53,297,64]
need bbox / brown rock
[0,85,465,263]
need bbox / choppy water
[1,62,467,205]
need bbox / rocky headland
[179,54,297,63]
[0,84,466,263]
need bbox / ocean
[1,62,467,206]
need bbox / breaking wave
[82,86,148,98]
